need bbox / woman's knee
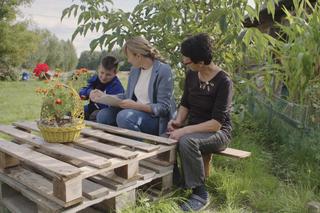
[116,109,136,128]
[178,135,198,154]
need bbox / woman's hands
[167,119,188,140]
[167,119,182,132]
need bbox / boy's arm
[79,76,97,99]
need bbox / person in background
[167,33,233,211]
[96,36,175,136]
[79,56,124,121]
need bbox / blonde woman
[97,36,175,135]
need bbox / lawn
[0,71,129,124]
[0,79,319,213]
[0,80,45,124]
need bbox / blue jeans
[96,107,159,135]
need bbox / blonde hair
[123,36,164,62]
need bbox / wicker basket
[38,121,84,143]
[38,83,85,143]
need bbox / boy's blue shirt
[79,75,124,112]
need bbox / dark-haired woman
[79,56,125,121]
[167,33,233,211]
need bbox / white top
[134,66,153,104]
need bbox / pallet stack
[0,121,177,213]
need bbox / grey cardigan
[119,60,176,135]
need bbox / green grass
[0,80,45,124]
[0,80,319,213]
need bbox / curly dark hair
[101,56,119,71]
[180,33,213,65]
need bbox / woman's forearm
[135,102,152,113]
[175,105,189,124]
[183,119,221,134]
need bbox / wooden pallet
[0,121,176,211]
[0,163,173,213]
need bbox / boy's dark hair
[180,33,213,65]
[101,56,119,71]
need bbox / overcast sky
[18,0,139,56]
[19,0,255,57]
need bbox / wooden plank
[62,167,173,213]
[78,144,174,179]
[114,161,139,179]
[12,121,160,153]
[12,121,39,132]
[86,120,178,146]
[0,139,80,179]
[138,167,156,180]
[0,152,19,170]
[157,149,176,163]
[89,174,137,191]
[82,179,109,200]
[53,176,82,204]
[0,181,37,213]
[0,173,62,213]
[81,128,160,153]
[146,157,173,167]
[96,189,136,213]
[76,138,138,160]
[1,194,38,213]
[139,161,174,174]
[4,167,81,207]
[217,148,251,159]
[0,125,111,169]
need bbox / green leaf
[267,0,275,19]
[71,28,80,41]
[95,22,101,32]
[219,15,227,33]
[61,8,69,21]
[89,38,99,51]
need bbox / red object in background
[33,63,49,77]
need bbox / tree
[23,30,78,71]
[62,0,273,96]
[0,21,40,68]
[22,29,51,69]
[45,35,64,69]
[59,40,78,71]
[77,51,100,70]
[0,0,32,22]
[0,0,38,73]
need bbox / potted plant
[36,81,85,143]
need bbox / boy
[79,56,125,121]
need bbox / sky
[18,0,139,56]
[18,0,255,57]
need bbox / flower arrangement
[71,67,94,93]
[33,63,50,79]
[36,80,84,143]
